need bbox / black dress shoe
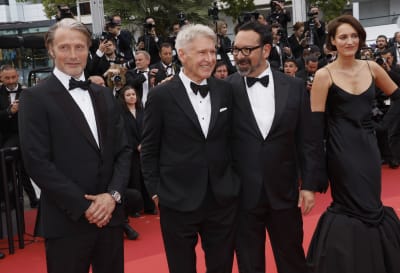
[123,223,139,240]
[0,252,5,259]
[389,159,400,169]
[144,209,158,215]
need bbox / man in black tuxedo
[141,24,240,273]
[227,21,325,273]
[150,42,181,85]
[0,65,39,208]
[18,18,131,273]
[126,50,157,107]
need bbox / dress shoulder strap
[366,60,374,78]
[325,66,334,85]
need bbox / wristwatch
[109,190,122,204]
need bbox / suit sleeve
[18,89,92,221]
[140,87,163,198]
[106,97,132,195]
[296,81,328,192]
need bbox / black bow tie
[69,78,91,90]
[7,89,18,94]
[190,82,209,98]
[246,75,269,88]
[138,70,149,74]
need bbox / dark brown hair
[326,15,366,51]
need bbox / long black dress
[306,73,400,273]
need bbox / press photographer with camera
[55,4,74,21]
[136,16,163,65]
[103,15,134,62]
[295,55,319,92]
[303,5,326,52]
[88,38,134,80]
[267,0,291,36]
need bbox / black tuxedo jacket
[150,61,181,85]
[121,107,143,153]
[227,70,325,210]
[126,68,149,101]
[0,84,23,138]
[141,75,240,212]
[19,74,132,238]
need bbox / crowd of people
[0,2,400,273]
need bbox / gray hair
[175,24,217,52]
[45,18,92,49]
[135,50,151,60]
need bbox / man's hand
[84,193,116,228]
[152,195,159,209]
[298,190,315,215]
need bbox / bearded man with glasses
[227,21,326,273]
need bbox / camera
[307,11,319,18]
[208,2,219,21]
[177,11,186,26]
[111,75,122,83]
[100,31,114,42]
[375,56,387,66]
[307,74,315,85]
[271,0,284,11]
[56,5,74,21]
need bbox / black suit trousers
[45,226,124,273]
[159,190,238,273]
[235,189,308,273]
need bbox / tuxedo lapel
[232,74,263,140]
[208,78,221,134]
[268,71,289,136]
[48,75,100,152]
[88,85,108,152]
[168,76,204,136]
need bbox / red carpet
[1,166,399,273]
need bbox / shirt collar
[53,67,85,91]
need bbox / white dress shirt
[139,69,150,107]
[53,67,99,147]
[245,63,275,139]
[6,87,18,103]
[179,70,211,138]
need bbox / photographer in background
[374,49,400,169]
[55,4,74,21]
[303,5,326,52]
[103,15,134,62]
[269,22,293,71]
[267,0,291,36]
[288,22,308,59]
[88,38,134,79]
[136,16,163,65]
[126,51,158,110]
[295,55,318,92]
[150,43,181,85]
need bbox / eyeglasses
[232,45,262,56]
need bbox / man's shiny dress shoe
[0,252,5,259]
[123,223,139,240]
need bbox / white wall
[21,3,47,21]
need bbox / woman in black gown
[306,15,400,273]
